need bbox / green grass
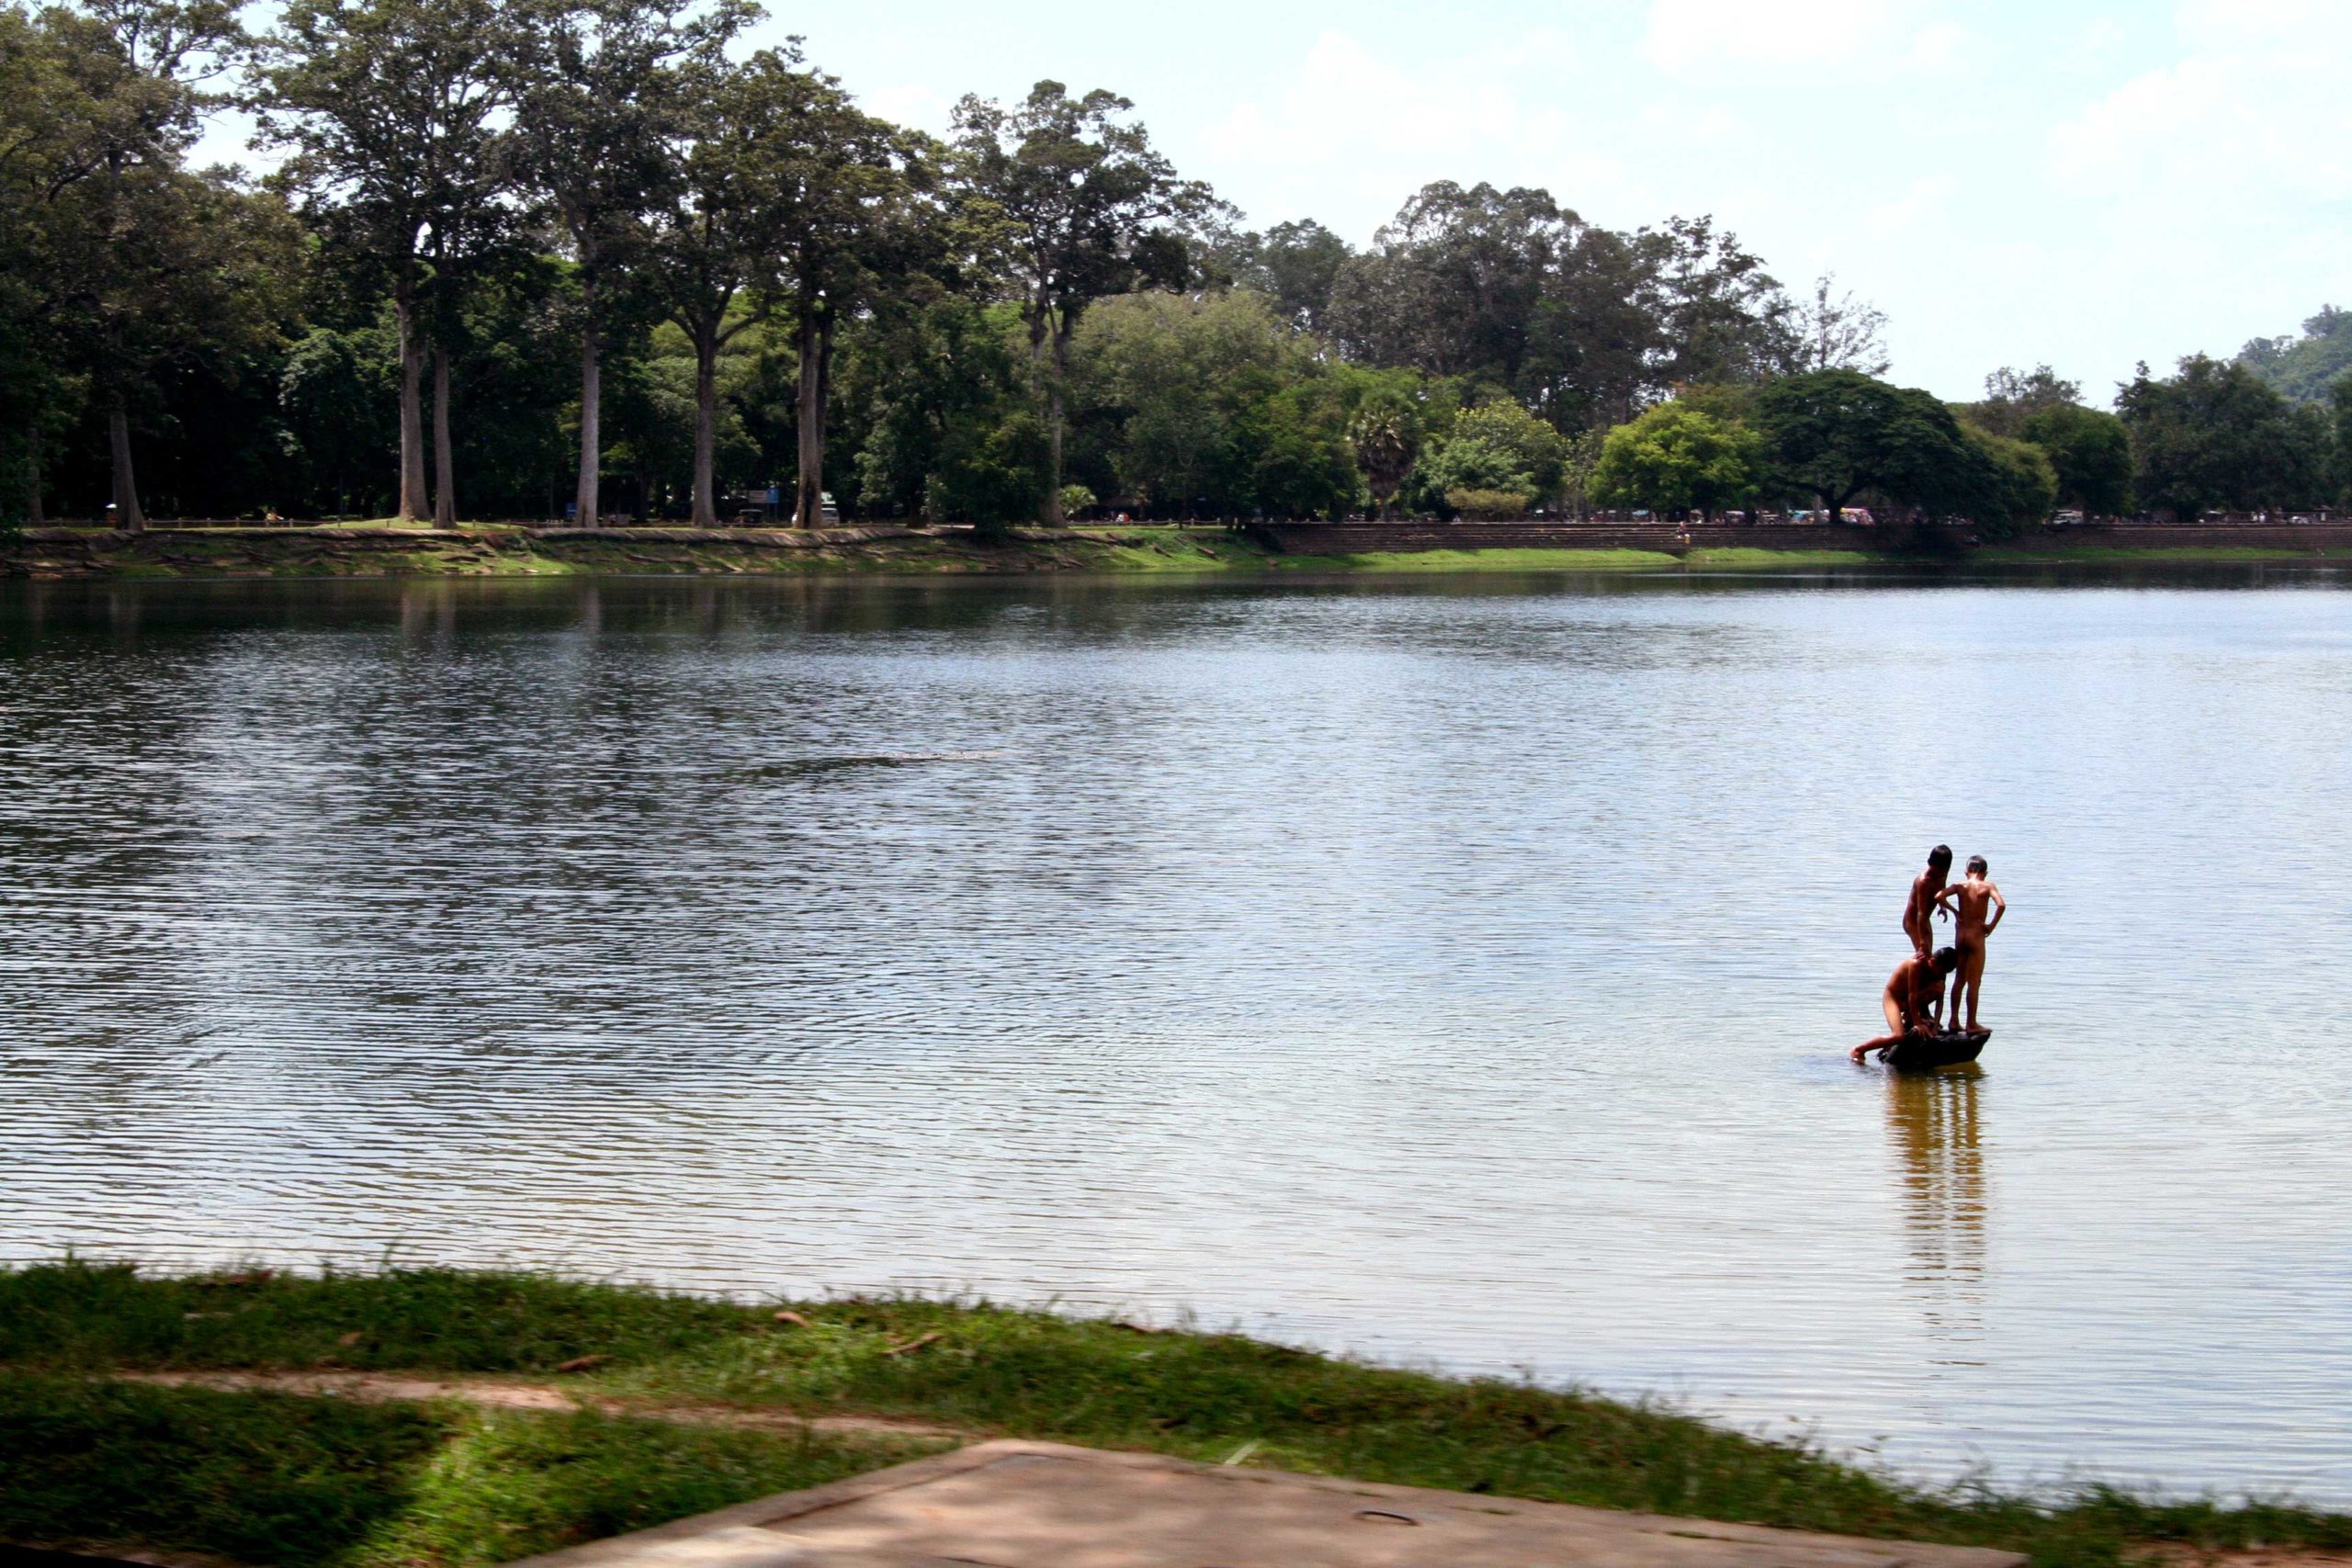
[1682,547,1877,567]
[1270,547,1683,571]
[4,1264,2350,1568]
[0,1371,935,1568]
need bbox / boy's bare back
[1939,874,2005,943]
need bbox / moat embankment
[6,519,2344,580]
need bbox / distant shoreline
[1,520,2338,581]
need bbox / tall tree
[28,0,246,527]
[1781,273,1889,378]
[739,58,938,529]
[648,44,794,525]
[1636,215,1791,389]
[1751,369,1989,522]
[1327,181,1574,387]
[1968,364,2078,438]
[2117,355,2330,516]
[1522,224,1655,431]
[511,0,752,525]
[1250,219,1350,333]
[2018,402,2132,516]
[951,80,1216,525]
[257,0,518,524]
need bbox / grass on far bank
[6,1265,2352,1568]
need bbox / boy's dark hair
[1932,946,1959,972]
[1967,854,1988,875]
[1928,844,1952,866]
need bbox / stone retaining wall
[1260,521,2352,554]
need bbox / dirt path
[115,1369,971,1444]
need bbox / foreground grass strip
[5,1265,2350,1568]
[0,1371,938,1568]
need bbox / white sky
[203,0,2352,405]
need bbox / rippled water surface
[4,566,2349,1501]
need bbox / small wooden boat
[1883,1028,1990,1071]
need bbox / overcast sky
[209,0,2346,405]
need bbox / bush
[931,412,1051,534]
[1444,488,1533,520]
[1590,404,1763,517]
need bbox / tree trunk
[791,303,829,528]
[575,289,602,528]
[432,343,457,530]
[23,423,41,526]
[691,321,720,526]
[393,285,428,523]
[107,405,143,532]
[1042,318,1071,525]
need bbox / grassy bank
[3,1265,2347,1568]
[6,524,2339,581]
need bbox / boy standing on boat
[1936,857,2007,1032]
[1853,947,1959,1062]
[1904,845,1953,957]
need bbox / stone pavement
[507,1440,2028,1568]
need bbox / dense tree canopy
[0,0,2336,532]
[2118,355,2330,517]
[1590,403,1762,519]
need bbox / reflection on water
[1887,1068,1987,1335]
[3,566,2351,1504]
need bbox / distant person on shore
[1904,845,1953,957]
[1935,856,2007,1032]
[1853,947,1959,1062]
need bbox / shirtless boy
[1904,845,1953,958]
[1934,855,2006,1032]
[1852,947,1958,1062]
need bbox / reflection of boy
[1852,947,1959,1062]
[1935,856,2006,1032]
[1904,845,1953,957]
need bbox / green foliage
[2019,402,2132,515]
[2333,372,2352,502]
[349,1409,931,1567]
[1450,400,1571,497]
[1346,392,1420,516]
[1057,482,1096,517]
[0,1261,752,1371]
[1417,434,1528,502]
[1967,365,2080,439]
[0,3,2328,528]
[2237,305,2352,405]
[1444,487,1532,520]
[936,410,1051,531]
[0,1374,447,1565]
[0,1371,929,1568]
[2118,355,2332,515]
[1962,428,2058,538]
[952,79,1222,519]
[1590,403,1763,516]
[1751,370,1989,520]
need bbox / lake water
[3,565,2348,1504]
